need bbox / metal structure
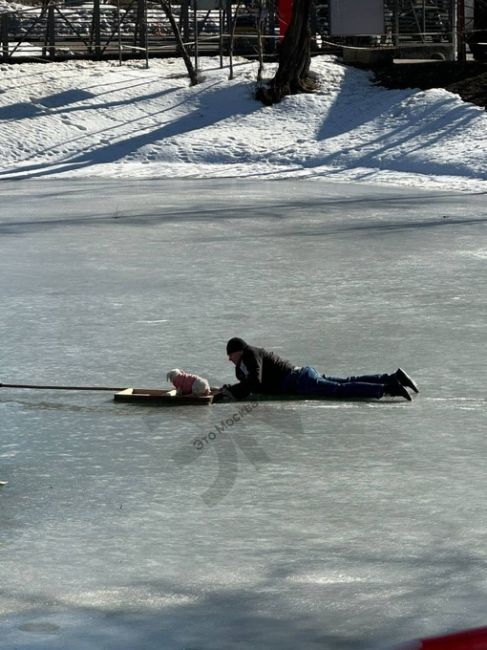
[0,0,485,63]
[0,0,230,61]
[317,0,484,61]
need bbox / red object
[278,0,293,38]
[420,627,487,649]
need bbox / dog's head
[166,368,183,382]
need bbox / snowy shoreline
[1,56,486,192]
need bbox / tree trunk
[257,0,314,105]
[160,0,199,86]
[228,0,243,80]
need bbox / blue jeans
[281,366,387,399]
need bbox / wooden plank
[113,388,213,406]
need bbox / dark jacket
[227,345,295,399]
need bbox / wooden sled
[113,387,213,406]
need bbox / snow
[0,56,486,191]
[1,56,487,650]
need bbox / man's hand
[211,385,235,403]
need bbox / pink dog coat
[167,370,211,396]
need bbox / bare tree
[159,0,199,86]
[255,0,266,84]
[228,0,243,80]
[257,0,316,105]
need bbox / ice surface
[0,178,486,649]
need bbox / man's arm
[224,379,252,399]
[225,348,264,399]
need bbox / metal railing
[0,0,276,62]
[0,0,484,63]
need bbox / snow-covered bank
[1,56,486,191]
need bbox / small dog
[166,368,211,396]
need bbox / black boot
[384,377,412,401]
[395,368,419,393]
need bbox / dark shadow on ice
[0,587,366,650]
[4,536,487,650]
[263,214,487,241]
[1,195,486,237]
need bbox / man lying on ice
[213,337,419,403]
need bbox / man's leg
[325,373,391,385]
[326,369,419,394]
[295,367,384,399]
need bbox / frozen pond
[0,179,486,650]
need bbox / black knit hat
[226,337,248,354]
